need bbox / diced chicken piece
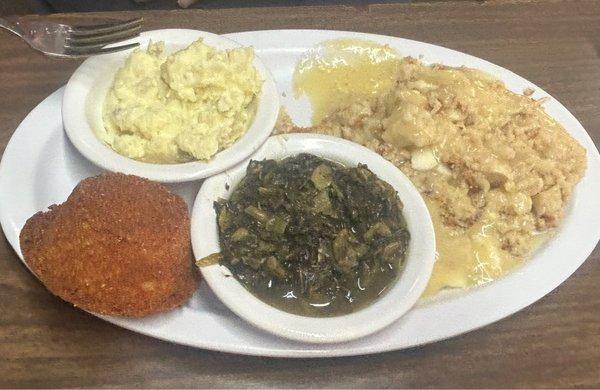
[506,192,532,215]
[532,185,562,225]
[436,163,452,176]
[407,79,438,92]
[382,105,439,148]
[483,162,512,187]
[516,177,544,196]
[411,148,438,171]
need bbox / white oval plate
[62,29,280,183]
[1,30,599,357]
[192,134,436,343]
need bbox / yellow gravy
[422,200,549,297]
[293,38,401,123]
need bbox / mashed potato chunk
[102,40,262,163]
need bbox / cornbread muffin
[19,173,199,317]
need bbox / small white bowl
[62,29,280,183]
[191,134,436,343]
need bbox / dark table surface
[3,0,412,15]
[1,0,599,387]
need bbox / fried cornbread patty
[19,173,199,317]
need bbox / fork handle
[0,17,25,37]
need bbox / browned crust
[19,173,199,317]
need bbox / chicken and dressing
[276,39,587,296]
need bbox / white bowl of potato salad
[62,29,280,183]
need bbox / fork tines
[65,17,143,55]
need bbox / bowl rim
[62,28,280,183]
[191,133,436,343]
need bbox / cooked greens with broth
[209,153,410,317]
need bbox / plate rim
[1,29,599,358]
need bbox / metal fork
[0,16,143,58]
